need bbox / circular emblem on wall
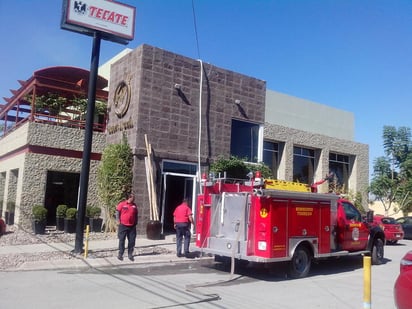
[113,80,131,118]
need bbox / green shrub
[7,201,15,212]
[56,204,68,218]
[32,205,48,223]
[85,205,93,217]
[210,156,273,179]
[65,208,77,220]
[89,206,102,219]
[97,134,133,232]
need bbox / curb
[14,252,213,272]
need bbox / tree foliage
[347,190,365,214]
[97,134,133,232]
[370,125,412,215]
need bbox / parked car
[396,217,412,239]
[0,217,5,236]
[373,215,404,244]
[394,250,412,309]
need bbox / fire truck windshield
[341,201,361,221]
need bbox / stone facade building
[106,44,368,234]
[0,44,368,236]
[264,90,368,202]
[0,67,107,229]
[107,44,266,234]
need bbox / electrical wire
[192,0,204,192]
[191,0,201,59]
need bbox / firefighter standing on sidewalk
[173,198,194,258]
[116,193,138,261]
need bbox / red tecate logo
[88,6,129,26]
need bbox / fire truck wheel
[371,238,384,265]
[289,246,312,279]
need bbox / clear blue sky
[1,0,411,177]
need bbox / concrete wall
[266,90,354,141]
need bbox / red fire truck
[195,172,385,278]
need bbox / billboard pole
[74,31,101,253]
[61,0,135,254]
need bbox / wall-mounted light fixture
[175,83,190,105]
[234,98,248,118]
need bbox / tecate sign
[62,0,136,41]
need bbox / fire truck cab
[195,172,385,278]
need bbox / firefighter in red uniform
[173,198,194,257]
[116,193,138,261]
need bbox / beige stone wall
[28,122,106,152]
[369,201,412,219]
[0,122,30,157]
[0,122,106,228]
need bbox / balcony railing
[0,111,106,138]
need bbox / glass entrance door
[160,160,198,234]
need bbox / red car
[373,215,404,245]
[394,251,412,309]
[0,217,5,236]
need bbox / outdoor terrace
[0,66,108,138]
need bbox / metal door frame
[161,171,198,234]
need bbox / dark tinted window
[230,119,259,162]
[329,152,350,194]
[293,146,315,184]
[381,217,396,224]
[263,141,279,178]
[342,201,361,222]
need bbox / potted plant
[0,216,5,236]
[56,204,68,231]
[32,205,48,234]
[0,199,3,219]
[89,206,103,233]
[64,208,77,233]
[5,201,15,225]
[85,205,93,229]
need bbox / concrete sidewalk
[0,234,208,271]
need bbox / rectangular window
[329,152,350,193]
[162,160,197,175]
[293,146,315,184]
[230,119,259,162]
[263,141,279,178]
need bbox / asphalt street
[1,239,410,308]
